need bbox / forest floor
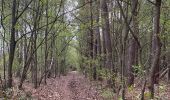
[8,71,170,100]
[22,71,104,100]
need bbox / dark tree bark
[7,0,17,88]
[93,0,101,80]
[95,0,101,59]
[44,0,49,85]
[100,0,114,71]
[127,0,139,86]
[100,0,106,68]
[120,1,129,98]
[89,0,96,80]
[148,0,162,98]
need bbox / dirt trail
[24,71,103,100]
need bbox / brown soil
[23,71,103,100]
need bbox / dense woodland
[0,0,170,99]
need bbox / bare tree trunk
[120,1,129,98]
[100,0,106,68]
[127,0,139,86]
[89,0,96,80]
[148,0,162,98]
[96,0,101,61]
[44,0,49,84]
[7,0,17,88]
[1,0,6,88]
[93,0,101,80]
[100,0,114,71]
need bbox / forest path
[25,71,103,100]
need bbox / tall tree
[127,0,139,86]
[7,0,17,88]
[44,0,49,85]
[148,0,162,98]
[100,0,114,71]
